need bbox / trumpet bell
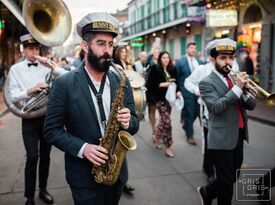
[22,0,72,47]
[266,93,275,107]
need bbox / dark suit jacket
[175,55,201,98]
[44,64,139,189]
[145,64,178,102]
[199,71,256,150]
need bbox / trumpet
[226,66,275,106]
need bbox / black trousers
[22,116,51,198]
[70,179,125,205]
[204,129,244,205]
[202,126,215,178]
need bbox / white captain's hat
[19,34,40,47]
[76,12,119,38]
[206,38,236,57]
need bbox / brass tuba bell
[22,0,72,47]
[2,0,72,119]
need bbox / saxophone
[92,58,137,186]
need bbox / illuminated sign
[131,37,144,47]
[206,10,238,27]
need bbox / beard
[87,46,111,73]
[215,62,231,77]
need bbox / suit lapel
[210,71,228,93]
[107,70,119,108]
[75,65,98,120]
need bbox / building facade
[189,0,275,92]
[238,0,275,92]
[121,0,206,60]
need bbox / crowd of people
[2,11,274,205]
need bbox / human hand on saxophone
[116,107,131,128]
[83,107,131,166]
[27,83,49,97]
[83,144,109,166]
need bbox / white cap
[76,12,119,38]
[206,38,236,57]
[19,34,39,47]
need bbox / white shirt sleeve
[232,85,243,98]
[77,143,88,158]
[241,93,250,101]
[121,123,130,130]
[184,69,200,96]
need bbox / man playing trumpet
[197,38,256,205]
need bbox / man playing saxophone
[6,34,67,205]
[44,12,139,205]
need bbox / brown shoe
[187,138,197,145]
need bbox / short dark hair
[23,44,40,49]
[83,31,115,42]
[186,42,196,48]
[82,32,98,42]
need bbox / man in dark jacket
[44,12,139,205]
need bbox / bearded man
[197,38,256,205]
[44,12,139,205]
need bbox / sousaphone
[3,0,72,119]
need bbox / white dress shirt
[84,67,111,137]
[8,59,67,103]
[78,67,130,158]
[78,67,111,158]
[185,62,214,97]
[186,55,199,73]
[134,60,144,75]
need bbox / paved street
[0,108,275,205]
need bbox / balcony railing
[125,0,205,37]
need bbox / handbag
[165,82,184,110]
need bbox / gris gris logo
[236,169,271,201]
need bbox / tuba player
[6,34,67,205]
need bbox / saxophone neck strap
[84,70,107,124]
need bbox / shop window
[169,39,174,59]
[162,39,166,50]
[195,34,202,52]
[181,37,186,55]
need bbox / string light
[205,0,250,10]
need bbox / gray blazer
[199,71,256,150]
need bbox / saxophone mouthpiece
[102,54,114,66]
